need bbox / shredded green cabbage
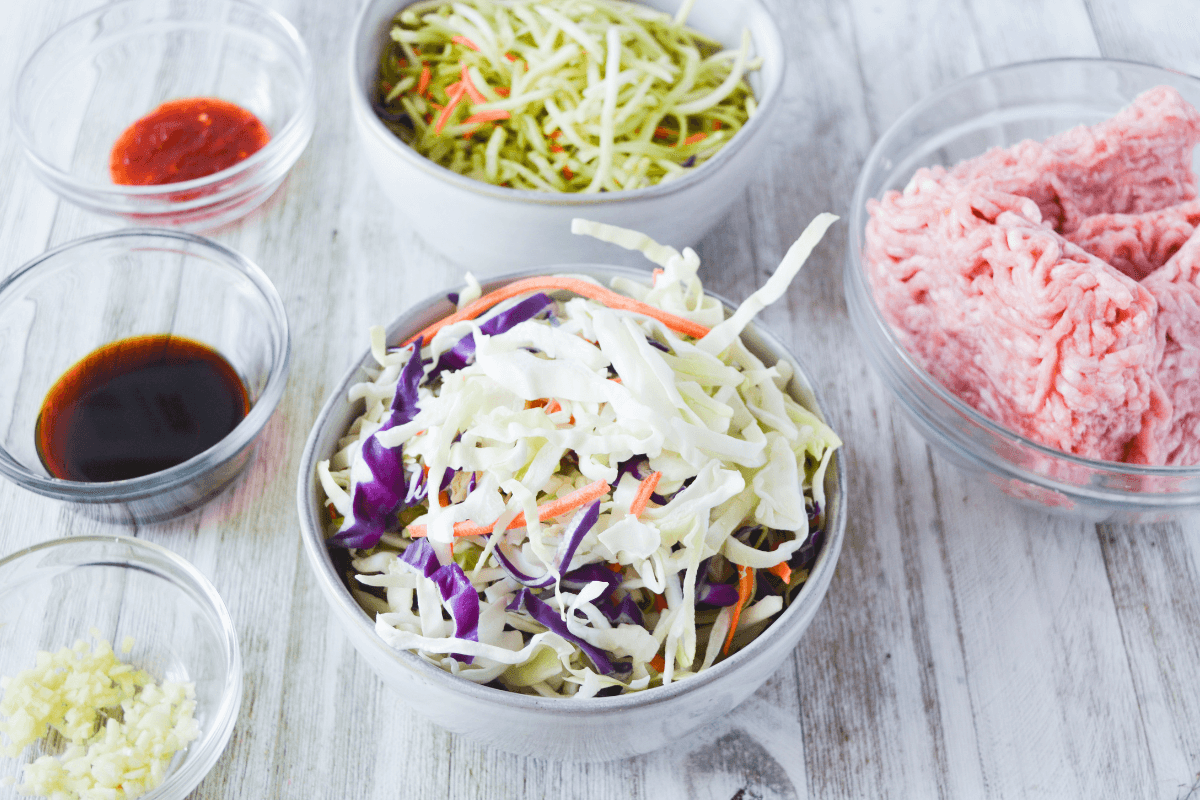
[374,0,760,191]
[318,215,840,697]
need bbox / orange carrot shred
[435,83,467,134]
[451,35,479,50]
[417,65,431,95]
[652,593,668,612]
[654,126,674,139]
[544,399,562,414]
[495,86,511,97]
[460,63,488,103]
[561,166,574,179]
[464,110,511,124]
[408,479,610,538]
[402,277,710,346]
[606,561,623,573]
[722,566,755,655]
[649,654,666,673]
[768,561,792,584]
[629,471,662,518]
[504,52,518,62]
[683,132,708,146]
[712,119,722,130]
[550,144,565,153]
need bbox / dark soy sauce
[36,334,250,482]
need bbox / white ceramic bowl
[348,0,785,274]
[12,0,315,230]
[296,265,845,761]
[0,536,242,800]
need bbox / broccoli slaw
[374,0,759,192]
[317,214,839,697]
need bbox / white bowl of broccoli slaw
[347,0,786,273]
[297,219,845,761]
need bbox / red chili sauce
[109,97,270,186]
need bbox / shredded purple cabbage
[507,588,614,674]
[493,500,601,587]
[398,539,480,663]
[429,293,552,380]
[329,339,429,549]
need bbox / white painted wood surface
[2,0,1200,798]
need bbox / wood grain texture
[2,0,1200,798]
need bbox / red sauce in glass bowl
[109,97,270,186]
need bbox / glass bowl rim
[846,55,1200,485]
[0,533,243,800]
[0,228,291,503]
[10,0,317,198]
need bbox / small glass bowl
[845,58,1200,521]
[0,229,290,524]
[0,535,242,800]
[296,265,846,761]
[348,0,786,273]
[12,0,315,230]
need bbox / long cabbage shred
[319,215,840,697]
[374,0,760,192]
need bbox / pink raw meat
[866,86,1200,465]
[949,86,1200,233]
[1139,233,1200,465]
[867,175,1158,462]
[1066,199,1200,282]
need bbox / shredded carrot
[609,376,622,384]
[712,119,722,130]
[544,399,562,414]
[652,593,668,612]
[463,110,511,124]
[434,82,467,134]
[494,86,511,97]
[439,490,451,507]
[408,479,610,538]
[550,144,565,153]
[722,566,755,655]
[768,561,792,584]
[526,398,549,409]
[683,132,708,146]
[504,52,518,62]
[654,126,674,139]
[417,64,431,95]
[606,561,623,573]
[451,35,479,50]
[549,130,562,139]
[402,276,711,346]
[629,471,662,518]
[561,166,574,180]
[460,62,488,103]
[649,654,666,673]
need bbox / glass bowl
[296,265,846,761]
[845,58,1200,521]
[0,229,290,524]
[0,535,242,800]
[12,0,315,230]
[348,0,785,273]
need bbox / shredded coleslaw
[374,0,759,192]
[318,214,840,696]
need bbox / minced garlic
[0,632,200,800]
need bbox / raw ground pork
[866,86,1200,465]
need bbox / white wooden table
[3,0,1200,798]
